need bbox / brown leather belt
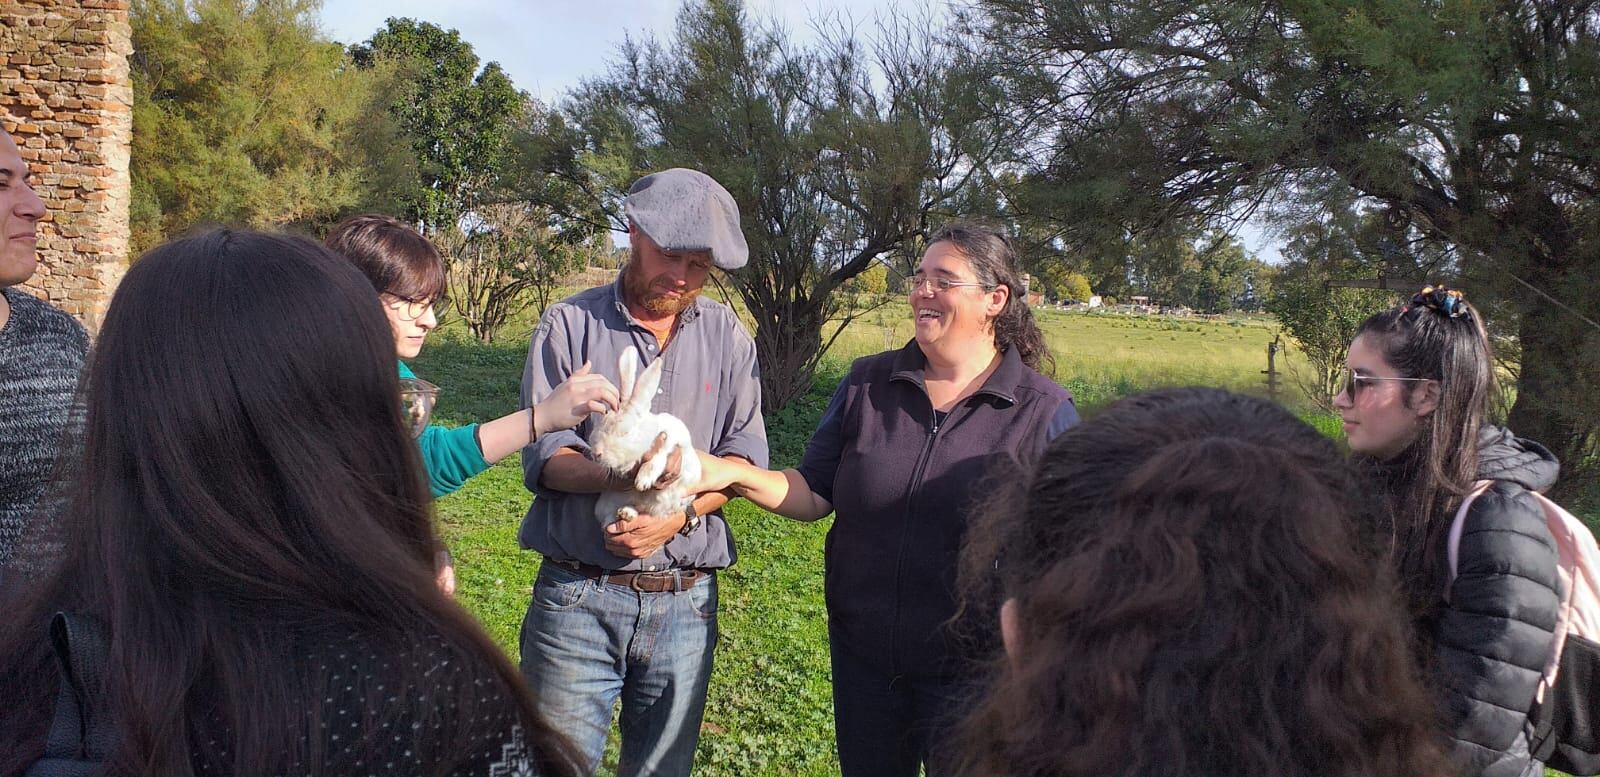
[548,558,711,593]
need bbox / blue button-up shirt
[519,276,768,570]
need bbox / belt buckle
[636,570,678,593]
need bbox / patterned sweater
[0,287,88,572]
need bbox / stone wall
[1,0,132,331]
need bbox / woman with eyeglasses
[693,223,1080,776]
[1333,286,1561,777]
[326,215,619,594]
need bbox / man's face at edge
[0,131,46,288]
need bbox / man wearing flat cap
[517,168,767,776]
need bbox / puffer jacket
[1435,426,1562,777]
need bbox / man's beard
[624,261,702,316]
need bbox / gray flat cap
[624,168,749,270]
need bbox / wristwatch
[678,500,702,536]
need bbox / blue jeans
[519,561,719,777]
[830,630,972,777]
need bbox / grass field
[413,300,1588,776]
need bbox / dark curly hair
[952,388,1446,777]
[927,222,1054,375]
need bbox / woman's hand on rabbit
[603,432,684,491]
[534,361,620,436]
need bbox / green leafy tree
[847,263,889,297]
[437,199,588,343]
[974,0,1600,483]
[129,0,398,252]
[352,18,524,231]
[1035,262,1093,302]
[1269,273,1396,412]
[560,0,1004,410]
[1267,210,1399,410]
[1119,229,1252,312]
[1182,234,1252,314]
[1235,259,1279,313]
[1061,271,1094,304]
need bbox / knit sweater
[0,287,88,572]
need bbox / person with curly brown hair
[950,388,1448,777]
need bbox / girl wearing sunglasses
[1334,286,1561,777]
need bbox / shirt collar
[889,339,1025,405]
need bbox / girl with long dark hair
[952,388,1447,777]
[0,230,581,776]
[1334,287,1562,777]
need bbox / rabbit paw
[633,448,670,491]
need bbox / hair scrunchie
[1405,285,1469,319]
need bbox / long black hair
[0,230,577,776]
[953,388,1445,777]
[1355,286,1495,620]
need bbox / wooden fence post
[1263,334,1282,402]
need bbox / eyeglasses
[907,273,994,294]
[1336,367,1431,400]
[385,294,447,321]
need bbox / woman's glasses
[907,273,993,293]
[385,294,447,321]
[1336,368,1431,401]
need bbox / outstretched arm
[697,454,833,522]
[477,361,618,466]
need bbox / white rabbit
[589,347,702,527]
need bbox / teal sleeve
[416,423,490,497]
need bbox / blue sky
[317,0,916,103]
[316,0,1281,261]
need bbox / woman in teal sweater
[327,215,618,591]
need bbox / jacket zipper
[887,398,943,678]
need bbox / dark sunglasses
[1335,367,1431,400]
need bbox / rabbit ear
[632,355,665,411]
[617,348,639,408]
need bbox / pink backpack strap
[1528,490,1600,701]
[1445,480,1496,601]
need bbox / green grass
[826,303,1287,415]
[412,303,1596,777]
